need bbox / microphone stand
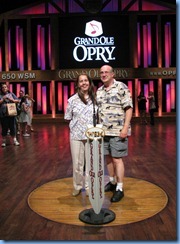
[79,99,115,225]
[93,102,97,127]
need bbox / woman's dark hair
[75,74,96,105]
[20,96,27,107]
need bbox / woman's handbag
[6,103,17,116]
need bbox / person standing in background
[64,74,97,197]
[25,94,35,132]
[96,65,133,202]
[0,83,20,147]
[147,91,156,126]
[17,90,25,135]
[18,96,31,137]
[137,91,147,125]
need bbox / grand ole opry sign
[0,67,176,82]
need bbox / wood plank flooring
[27,176,168,226]
[0,118,176,240]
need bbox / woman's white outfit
[64,93,97,192]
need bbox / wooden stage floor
[0,118,176,240]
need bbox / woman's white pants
[70,140,89,191]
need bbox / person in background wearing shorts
[96,65,133,202]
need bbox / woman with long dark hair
[64,74,97,197]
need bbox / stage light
[83,0,102,14]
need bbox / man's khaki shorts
[104,136,128,158]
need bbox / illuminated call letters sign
[73,20,116,63]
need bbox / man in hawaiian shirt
[96,65,133,202]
